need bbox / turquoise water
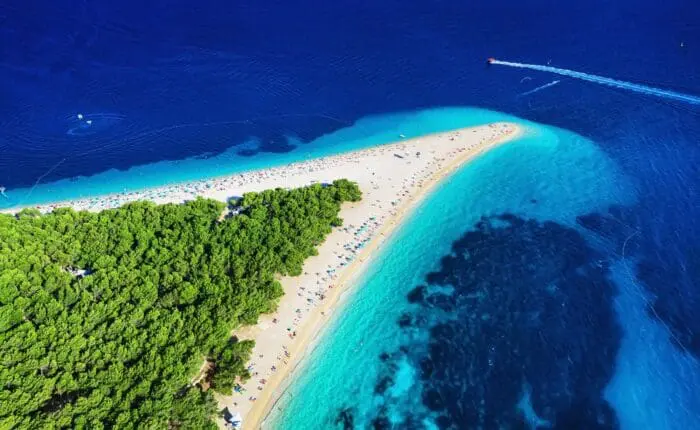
[267,120,700,429]
[2,107,520,210]
[6,106,699,428]
[4,1,698,426]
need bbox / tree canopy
[0,179,361,429]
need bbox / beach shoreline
[219,123,523,430]
[2,123,523,429]
[2,125,519,217]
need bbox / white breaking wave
[492,60,700,105]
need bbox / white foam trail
[519,80,561,97]
[492,60,700,105]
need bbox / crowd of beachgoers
[3,123,517,219]
[1,122,519,430]
[215,122,519,429]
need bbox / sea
[1,0,699,429]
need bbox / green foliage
[209,339,254,395]
[0,180,361,428]
[169,387,218,430]
[330,179,362,203]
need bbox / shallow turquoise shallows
[7,107,700,429]
[2,107,560,209]
[266,117,700,430]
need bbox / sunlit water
[269,118,700,429]
[2,0,699,428]
[0,107,526,209]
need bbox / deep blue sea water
[2,0,699,428]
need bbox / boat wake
[519,80,561,97]
[491,59,700,105]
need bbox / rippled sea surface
[1,0,699,428]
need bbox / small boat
[486,57,496,65]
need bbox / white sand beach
[2,122,522,429]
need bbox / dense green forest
[0,180,361,429]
